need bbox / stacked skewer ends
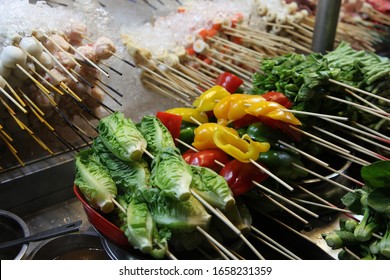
[0,21,124,169]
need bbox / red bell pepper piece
[183,149,231,173]
[156,111,182,143]
[262,91,293,109]
[219,159,269,197]
[215,72,244,94]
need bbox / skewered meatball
[93,36,116,60]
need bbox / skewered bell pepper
[215,72,244,94]
[213,94,265,125]
[183,149,231,173]
[165,107,209,124]
[156,111,182,142]
[192,123,237,150]
[193,85,230,112]
[245,101,302,126]
[213,126,270,163]
[261,91,293,109]
[219,159,269,197]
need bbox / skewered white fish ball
[1,46,27,68]
[266,11,277,22]
[19,37,43,58]
[37,52,53,71]
[0,62,11,79]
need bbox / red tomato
[219,159,269,197]
[215,72,244,94]
[262,91,293,109]
[183,149,231,173]
[156,111,182,142]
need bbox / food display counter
[1,0,389,261]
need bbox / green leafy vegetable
[361,161,390,190]
[118,195,170,259]
[145,188,211,233]
[138,115,176,156]
[97,112,147,161]
[150,147,192,201]
[74,149,117,213]
[93,136,150,198]
[190,165,235,211]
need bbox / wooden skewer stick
[326,95,390,121]
[214,208,265,260]
[67,43,109,78]
[253,181,319,218]
[288,125,351,154]
[282,109,348,121]
[4,80,26,107]
[196,226,237,260]
[352,121,390,142]
[0,133,25,166]
[142,79,192,107]
[291,198,353,214]
[278,140,329,167]
[205,239,230,260]
[37,39,78,83]
[292,163,354,193]
[111,197,126,214]
[328,78,390,103]
[345,89,386,113]
[249,159,294,191]
[0,87,27,114]
[250,226,302,260]
[313,125,389,160]
[191,190,265,260]
[32,69,65,96]
[44,35,82,68]
[352,132,390,154]
[258,191,309,224]
[342,247,361,260]
[249,234,296,260]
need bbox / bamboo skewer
[291,198,353,214]
[253,181,319,219]
[190,190,265,260]
[250,226,301,260]
[250,234,295,260]
[196,226,238,260]
[328,78,390,103]
[282,109,348,121]
[204,238,230,260]
[258,191,309,224]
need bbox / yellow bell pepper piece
[193,85,230,112]
[192,123,238,151]
[245,101,302,126]
[166,108,209,124]
[213,127,270,163]
[213,94,266,125]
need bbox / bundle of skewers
[0,21,134,170]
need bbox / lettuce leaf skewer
[74,149,117,213]
[150,147,192,201]
[118,195,170,259]
[138,115,176,156]
[97,111,147,161]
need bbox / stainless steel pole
[311,0,342,53]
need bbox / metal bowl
[27,232,110,260]
[0,210,30,260]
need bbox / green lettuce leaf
[150,147,192,201]
[145,188,211,233]
[93,136,150,198]
[97,112,147,161]
[138,115,175,156]
[190,165,235,211]
[74,149,117,213]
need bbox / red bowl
[73,185,130,248]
